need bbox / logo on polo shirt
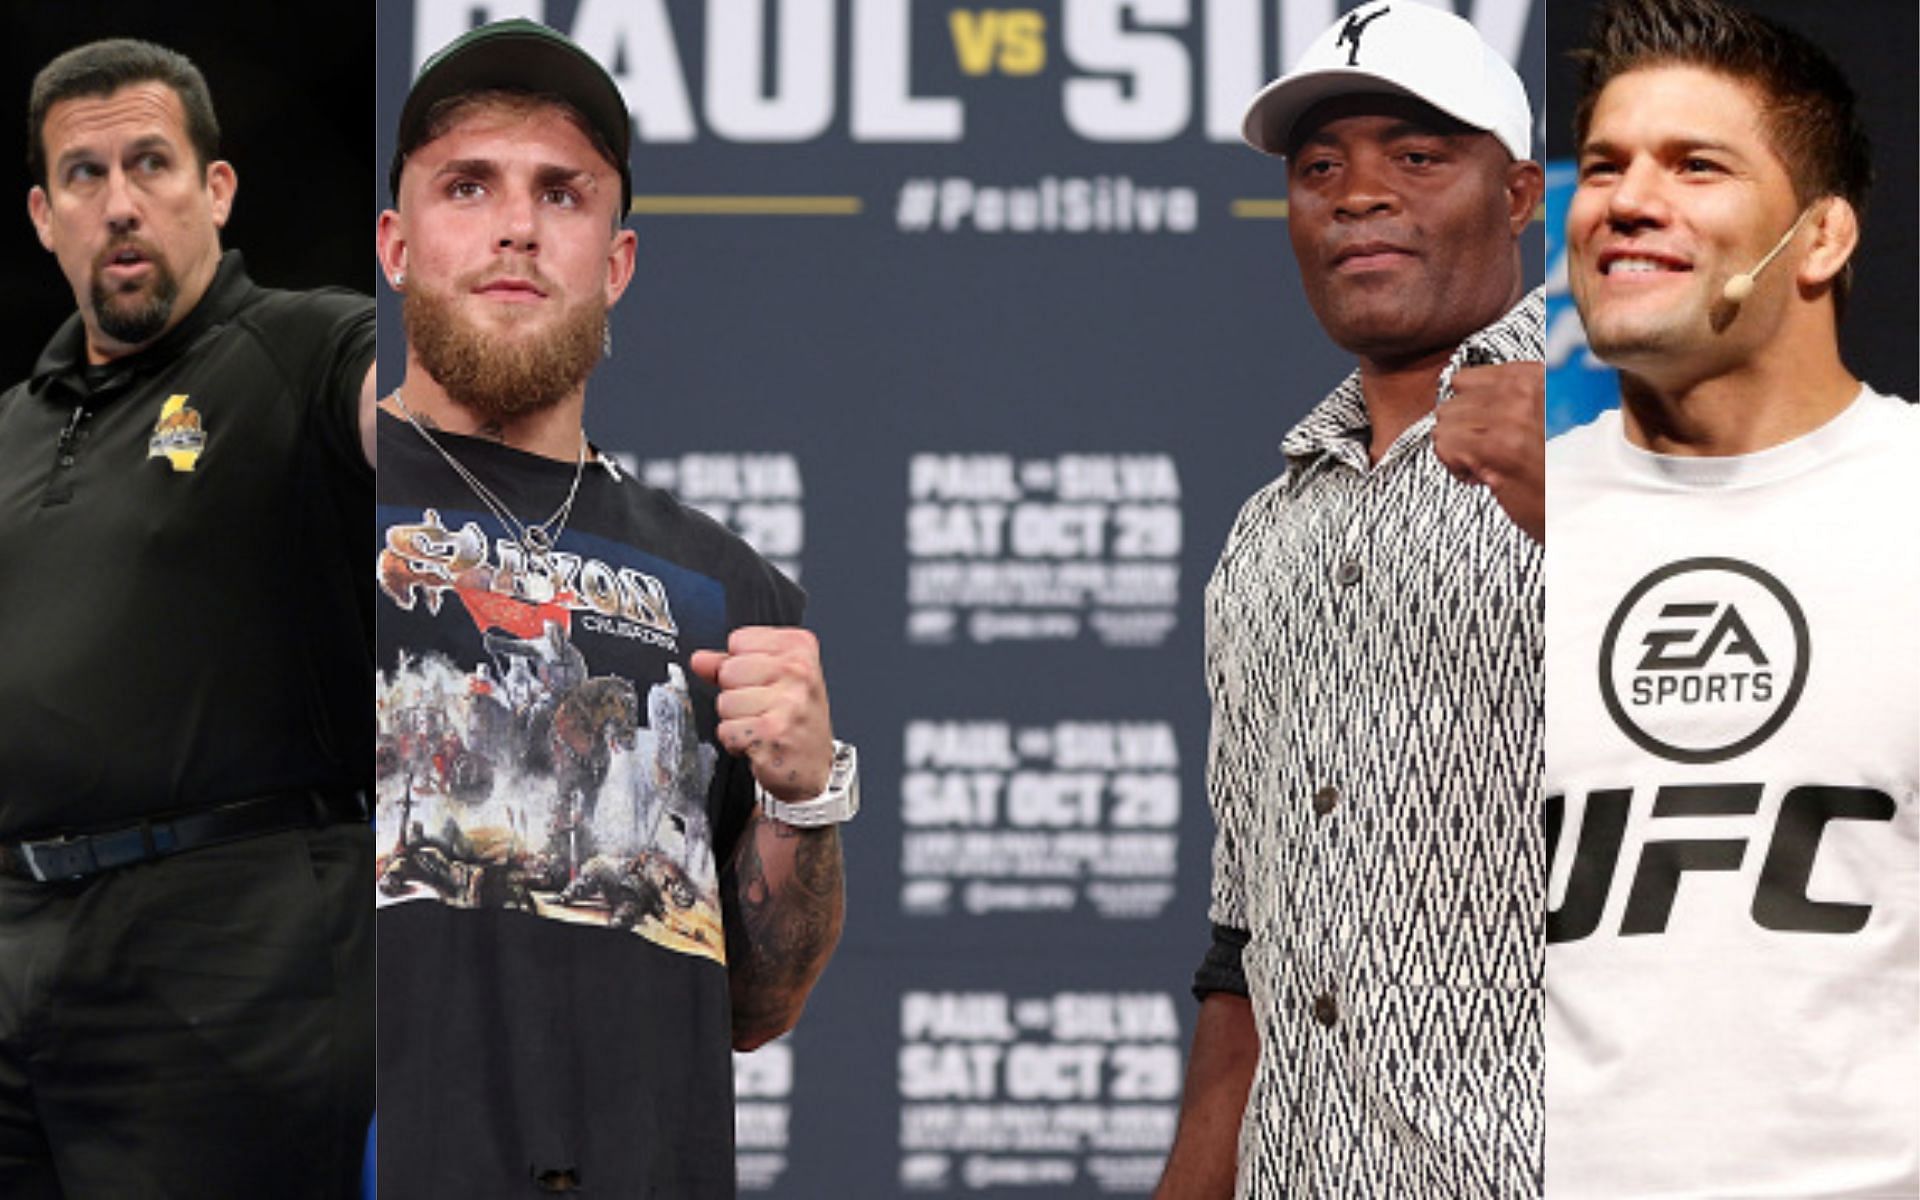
[1598,557,1809,764]
[148,394,206,472]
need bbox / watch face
[830,741,858,788]
[758,744,857,824]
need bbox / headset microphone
[1722,203,1819,304]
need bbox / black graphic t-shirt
[373,411,803,1199]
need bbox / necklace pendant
[524,527,555,556]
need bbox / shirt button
[58,455,75,468]
[1334,560,1362,587]
[1312,993,1339,1027]
[1312,786,1339,816]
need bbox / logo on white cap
[1336,5,1392,67]
[1242,1,1533,163]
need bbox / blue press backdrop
[373,2,1547,1195]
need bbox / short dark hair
[27,39,221,189]
[1573,0,1872,313]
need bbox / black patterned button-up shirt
[1204,290,1544,1199]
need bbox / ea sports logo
[1599,557,1809,764]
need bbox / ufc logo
[1637,602,1767,671]
[1546,784,1896,944]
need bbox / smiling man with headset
[1546,0,1918,1195]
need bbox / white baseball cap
[1242,1,1533,161]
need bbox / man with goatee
[372,21,854,1198]
[0,37,373,1199]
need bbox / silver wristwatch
[756,740,860,827]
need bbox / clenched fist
[1432,361,1545,543]
[689,627,835,802]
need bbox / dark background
[0,0,372,380]
[1546,0,1917,400]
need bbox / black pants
[0,824,372,1199]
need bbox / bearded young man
[1154,3,1546,1197]
[372,22,852,1198]
[0,38,374,1199]
[1547,0,1918,1194]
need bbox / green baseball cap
[389,18,632,216]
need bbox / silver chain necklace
[390,391,586,603]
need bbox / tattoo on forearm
[721,817,845,1042]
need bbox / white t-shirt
[1545,387,1920,1198]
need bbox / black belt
[0,789,368,883]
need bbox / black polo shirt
[0,251,374,841]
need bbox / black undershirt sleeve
[1192,922,1251,1001]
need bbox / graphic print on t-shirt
[1550,553,1900,945]
[1596,556,1810,765]
[374,504,732,965]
